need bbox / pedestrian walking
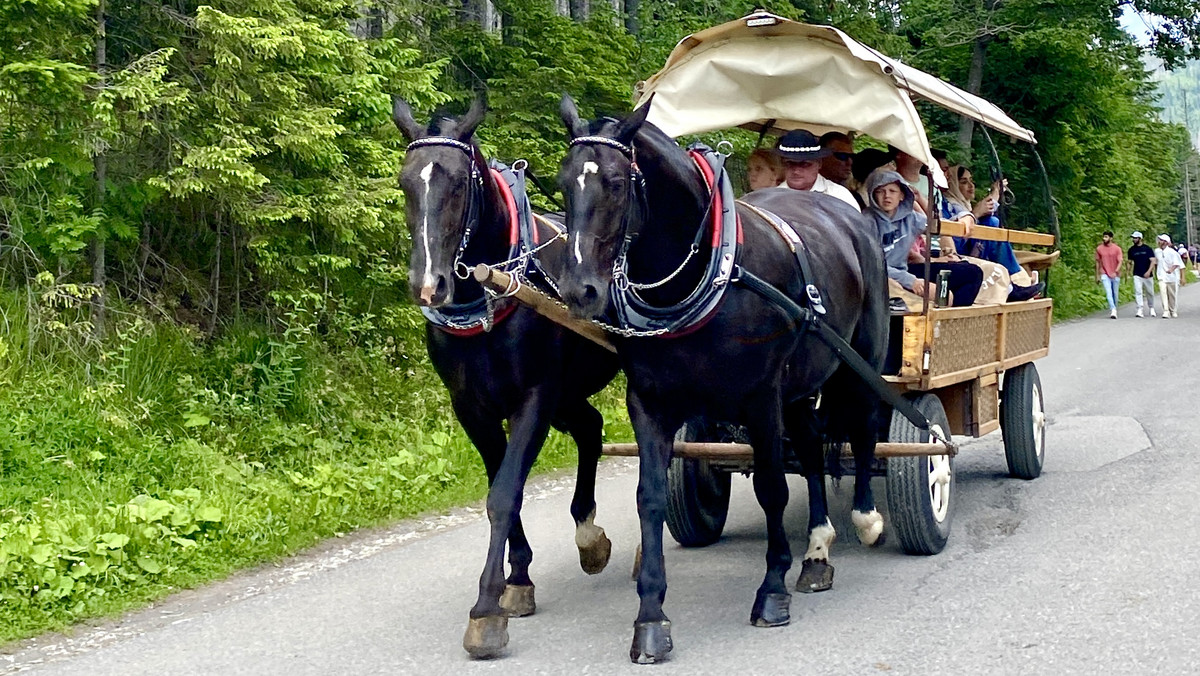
[1127,231,1157,317]
[1095,230,1123,318]
[1156,234,1184,318]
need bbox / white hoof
[851,509,885,546]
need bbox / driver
[774,129,859,210]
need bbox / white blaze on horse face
[573,235,584,265]
[576,161,599,191]
[419,162,434,287]
[803,518,836,562]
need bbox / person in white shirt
[774,129,860,210]
[1156,234,1184,318]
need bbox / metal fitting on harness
[805,284,826,315]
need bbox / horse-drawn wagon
[483,10,1058,558]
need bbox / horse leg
[792,414,836,593]
[558,400,612,575]
[462,389,553,659]
[849,414,886,547]
[457,410,537,618]
[627,389,676,664]
[746,391,793,628]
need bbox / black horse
[556,96,889,663]
[393,96,620,659]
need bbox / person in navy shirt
[1127,231,1157,318]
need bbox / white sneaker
[1151,308,1157,317]
[1136,310,1144,318]
[1109,309,1117,319]
[1163,313,1170,319]
[1171,311,1178,318]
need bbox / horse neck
[626,128,713,304]
[451,155,511,305]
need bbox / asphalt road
[6,286,1200,675]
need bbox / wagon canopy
[634,11,1037,187]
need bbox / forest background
[2,0,1199,643]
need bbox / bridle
[406,136,486,281]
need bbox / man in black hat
[775,129,859,209]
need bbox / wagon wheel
[1001,363,1046,480]
[665,421,732,547]
[885,393,955,556]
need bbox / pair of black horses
[393,93,889,664]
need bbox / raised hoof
[500,584,536,618]
[578,529,612,575]
[630,620,673,664]
[463,615,509,660]
[750,592,792,627]
[796,559,835,593]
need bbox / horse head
[393,93,488,308]
[556,94,653,319]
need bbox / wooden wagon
[482,10,1059,556]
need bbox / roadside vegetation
[1,0,1198,644]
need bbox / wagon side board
[884,298,1052,437]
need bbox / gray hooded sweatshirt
[864,170,927,290]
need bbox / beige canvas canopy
[634,11,1037,187]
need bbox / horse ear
[613,94,654,145]
[392,96,425,142]
[456,91,488,141]
[560,93,587,139]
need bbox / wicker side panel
[1004,306,1051,360]
[974,380,999,426]
[928,316,998,377]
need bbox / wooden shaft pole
[473,265,617,353]
[601,441,955,459]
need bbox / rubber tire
[1001,363,1045,480]
[885,393,955,556]
[664,422,731,547]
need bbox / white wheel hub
[1031,382,1045,462]
[926,424,952,522]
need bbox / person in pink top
[1095,230,1123,318]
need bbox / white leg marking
[576,161,599,191]
[804,519,837,562]
[418,162,434,288]
[851,509,884,546]
[574,509,604,548]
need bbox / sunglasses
[831,152,854,161]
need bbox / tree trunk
[569,0,587,22]
[957,34,988,150]
[209,218,221,336]
[624,0,638,34]
[91,0,107,336]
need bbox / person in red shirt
[1095,230,1124,318]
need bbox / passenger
[774,129,860,210]
[889,146,931,215]
[865,170,982,306]
[819,131,855,187]
[945,164,1041,295]
[849,148,896,208]
[746,147,784,192]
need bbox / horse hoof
[796,559,835,593]
[629,620,673,664]
[578,529,612,575]
[852,510,885,547]
[750,592,791,627]
[463,615,509,659]
[500,584,536,617]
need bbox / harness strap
[737,201,826,316]
[734,269,953,450]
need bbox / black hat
[775,129,830,162]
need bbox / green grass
[0,291,631,644]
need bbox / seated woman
[945,164,1044,299]
[865,170,982,306]
[745,147,784,192]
